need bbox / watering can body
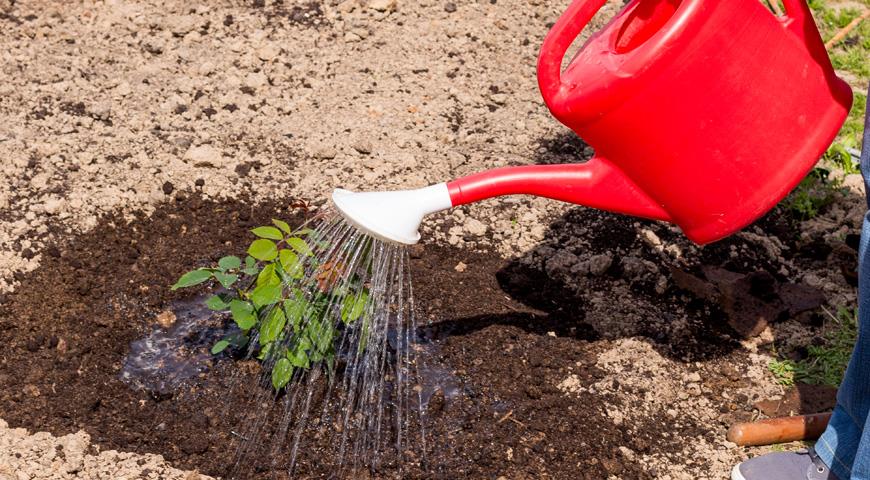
[447,0,853,244]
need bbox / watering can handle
[539,0,828,117]
[537,0,608,119]
[780,0,830,62]
[538,0,607,118]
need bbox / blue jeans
[816,85,870,480]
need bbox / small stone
[337,1,357,13]
[115,82,132,96]
[368,0,397,11]
[588,253,613,276]
[618,446,636,461]
[235,162,253,177]
[257,44,281,61]
[168,15,198,35]
[184,145,224,168]
[173,136,193,149]
[244,72,268,89]
[314,146,338,159]
[454,261,467,272]
[489,93,508,105]
[162,181,174,195]
[352,140,373,155]
[444,2,457,12]
[640,228,662,248]
[23,384,40,397]
[195,178,205,188]
[156,310,176,329]
[545,250,579,276]
[56,338,68,355]
[43,197,64,215]
[463,218,487,236]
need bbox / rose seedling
[172,218,371,390]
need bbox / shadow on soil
[431,129,862,421]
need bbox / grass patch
[784,167,846,220]
[769,307,858,387]
[809,1,869,175]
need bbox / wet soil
[0,194,754,479]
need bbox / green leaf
[260,308,287,344]
[306,320,334,355]
[341,291,369,324]
[227,332,249,348]
[242,255,259,275]
[205,295,230,311]
[230,300,257,330]
[287,344,310,369]
[213,272,239,289]
[251,283,283,308]
[358,316,370,354]
[171,269,212,290]
[251,226,284,241]
[279,249,303,279]
[257,263,281,287]
[272,219,292,235]
[295,228,314,236]
[248,239,278,261]
[211,340,230,354]
[218,255,242,271]
[309,348,323,364]
[271,358,293,390]
[283,294,307,333]
[287,237,313,256]
[258,341,273,360]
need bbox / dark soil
[0,195,761,479]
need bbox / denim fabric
[816,85,870,480]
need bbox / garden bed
[0,195,846,479]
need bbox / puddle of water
[414,344,462,410]
[119,296,239,395]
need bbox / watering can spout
[332,184,452,245]
[333,159,670,246]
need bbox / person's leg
[850,413,870,479]
[815,84,870,480]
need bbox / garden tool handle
[537,0,608,120]
[727,412,832,447]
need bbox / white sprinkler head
[331,183,453,245]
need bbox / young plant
[171,219,371,390]
[784,167,845,220]
[769,306,858,388]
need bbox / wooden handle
[727,412,832,447]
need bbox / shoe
[731,448,839,480]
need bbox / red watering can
[334,0,853,245]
